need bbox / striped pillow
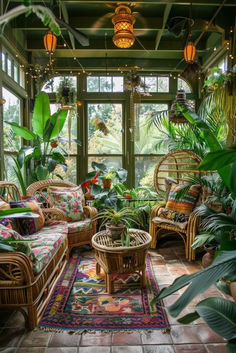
[166,184,201,214]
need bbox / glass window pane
[42,76,76,93]
[3,88,21,152]
[88,156,122,172]
[112,76,123,92]
[135,103,168,154]
[14,64,18,82]
[4,155,19,186]
[88,103,122,154]
[87,76,99,92]
[7,58,12,77]
[135,156,162,187]
[53,156,77,184]
[100,76,112,92]
[177,78,191,93]
[145,77,157,92]
[2,52,5,71]
[158,77,169,92]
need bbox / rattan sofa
[0,182,68,329]
[27,179,98,253]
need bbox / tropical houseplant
[93,207,139,241]
[5,92,80,190]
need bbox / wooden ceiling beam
[155,4,172,50]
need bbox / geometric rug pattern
[38,252,169,332]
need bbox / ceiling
[5,0,236,73]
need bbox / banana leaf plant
[5,92,80,187]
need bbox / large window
[88,103,123,170]
[135,103,168,186]
[3,87,22,184]
[1,47,25,87]
[87,76,123,92]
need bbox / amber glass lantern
[112,5,136,49]
[184,41,196,63]
[43,31,57,54]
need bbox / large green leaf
[195,297,236,340]
[35,164,49,180]
[227,340,236,353]
[4,122,36,140]
[199,150,236,171]
[17,146,41,167]
[32,92,50,138]
[43,109,68,141]
[91,161,107,172]
[152,251,236,317]
[116,168,128,183]
[51,152,65,163]
[230,162,236,198]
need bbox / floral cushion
[166,184,201,214]
[27,222,68,274]
[10,197,45,236]
[68,219,92,234]
[152,216,188,230]
[49,186,84,222]
[0,224,31,255]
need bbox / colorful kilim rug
[38,251,169,332]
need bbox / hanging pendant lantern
[184,41,196,63]
[44,30,57,54]
[112,5,136,49]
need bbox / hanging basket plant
[56,77,76,109]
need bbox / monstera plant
[5,92,80,189]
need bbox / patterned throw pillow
[10,197,45,236]
[0,200,12,229]
[166,184,201,214]
[49,186,84,222]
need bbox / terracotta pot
[202,244,217,268]
[102,179,112,189]
[105,222,126,241]
[84,189,94,200]
[230,282,236,302]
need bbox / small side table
[92,229,152,294]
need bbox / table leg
[96,262,101,275]
[140,266,146,287]
[106,274,114,294]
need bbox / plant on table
[93,207,139,241]
[5,92,80,191]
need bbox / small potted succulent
[93,207,139,241]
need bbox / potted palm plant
[93,207,139,241]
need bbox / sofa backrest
[27,179,85,208]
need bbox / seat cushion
[49,186,84,222]
[26,222,68,275]
[10,196,45,236]
[152,216,188,231]
[0,224,31,254]
[68,219,92,234]
[166,184,201,214]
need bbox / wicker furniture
[27,179,98,253]
[92,229,152,294]
[0,182,68,329]
[149,150,204,261]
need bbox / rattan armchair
[27,179,98,253]
[0,181,68,329]
[149,150,204,261]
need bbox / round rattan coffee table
[92,228,152,294]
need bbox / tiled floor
[0,240,227,353]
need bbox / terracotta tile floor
[0,240,227,353]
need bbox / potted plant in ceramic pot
[93,207,139,241]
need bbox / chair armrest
[0,252,34,287]
[187,211,201,231]
[83,206,98,219]
[42,208,67,225]
[150,202,166,219]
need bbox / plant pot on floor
[202,244,217,268]
[105,222,126,241]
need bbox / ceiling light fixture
[184,2,196,63]
[112,5,136,49]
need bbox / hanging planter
[56,77,76,109]
[169,89,192,124]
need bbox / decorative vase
[202,244,217,268]
[102,179,112,189]
[105,223,126,241]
